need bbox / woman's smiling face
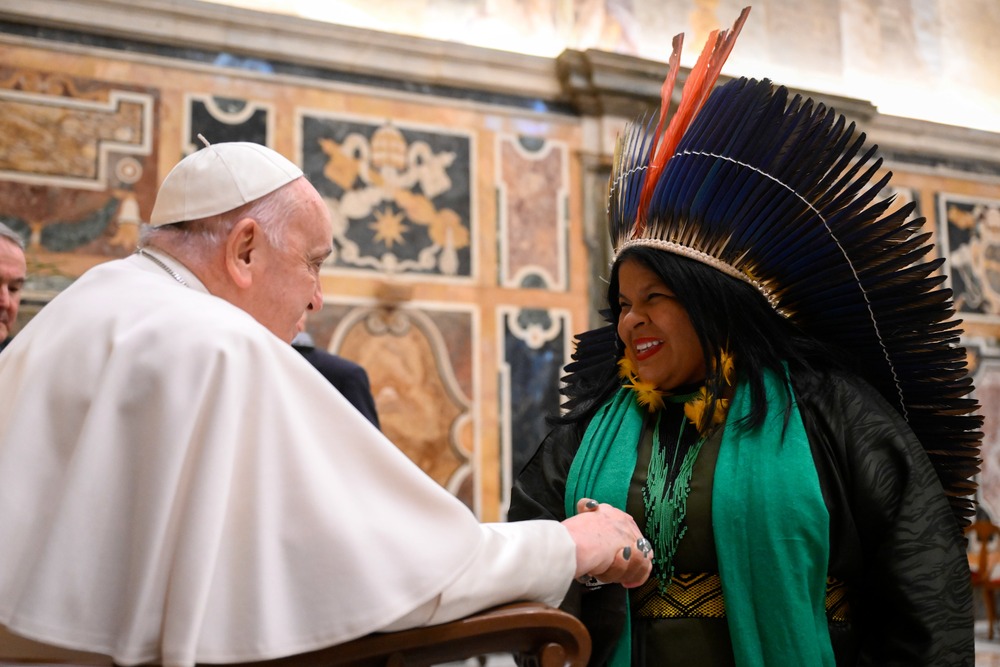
[616,257,706,391]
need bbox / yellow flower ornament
[618,351,734,435]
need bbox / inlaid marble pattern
[301,114,474,279]
[937,194,1000,322]
[497,135,568,290]
[968,339,1000,521]
[308,302,477,511]
[498,305,568,514]
[186,94,271,152]
[0,67,156,258]
[2,10,997,524]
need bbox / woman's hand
[561,498,653,589]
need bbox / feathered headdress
[568,7,982,528]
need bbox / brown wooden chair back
[123,602,590,667]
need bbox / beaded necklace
[618,354,733,595]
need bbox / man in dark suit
[292,316,380,429]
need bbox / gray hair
[0,221,25,250]
[139,178,304,258]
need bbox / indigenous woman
[509,9,981,667]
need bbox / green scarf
[564,369,834,666]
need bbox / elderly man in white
[0,140,651,667]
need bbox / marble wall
[2,0,1000,523]
[938,193,1000,520]
[0,19,587,521]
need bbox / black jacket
[509,367,973,666]
[292,333,380,429]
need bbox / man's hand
[561,498,652,589]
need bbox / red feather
[635,6,751,235]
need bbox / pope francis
[0,141,651,666]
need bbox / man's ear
[224,217,260,289]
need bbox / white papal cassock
[0,250,574,666]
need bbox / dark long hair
[597,246,841,430]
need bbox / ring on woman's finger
[637,538,653,556]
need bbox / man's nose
[306,279,323,312]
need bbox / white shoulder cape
[0,256,488,665]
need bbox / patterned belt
[633,573,850,623]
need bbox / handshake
[562,498,653,589]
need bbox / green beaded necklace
[618,355,733,596]
[643,399,704,596]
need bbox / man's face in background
[0,238,26,341]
